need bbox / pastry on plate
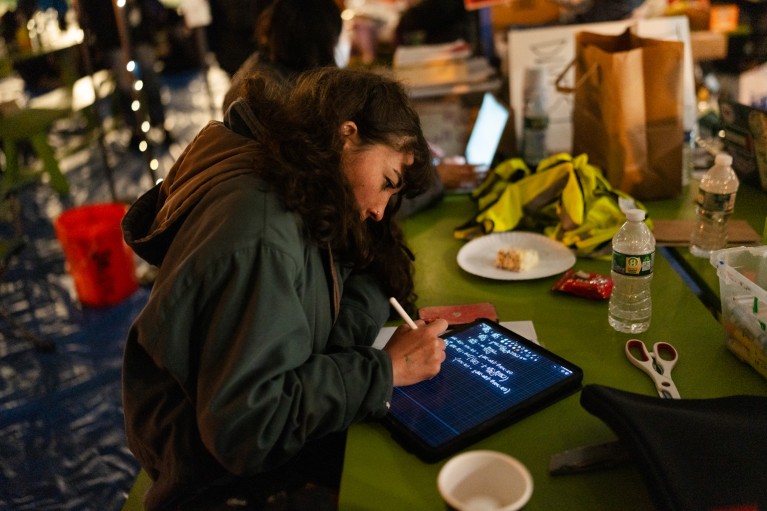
[495,247,539,272]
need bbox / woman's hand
[383,318,448,387]
[436,157,482,190]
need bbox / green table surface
[338,190,767,511]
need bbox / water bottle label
[523,116,549,129]
[612,250,654,276]
[696,189,736,213]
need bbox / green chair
[0,59,116,198]
[0,106,71,196]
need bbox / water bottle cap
[714,153,733,166]
[625,209,646,222]
[523,66,547,100]
[524,66,547,89]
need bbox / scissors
[625,339,681,399]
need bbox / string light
[111,0,162,182]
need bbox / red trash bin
[54,203,138,307]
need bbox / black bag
[580,384,767,511]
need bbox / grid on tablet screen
[390,322,574,448]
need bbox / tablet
[382,318,583,462]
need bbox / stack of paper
[392,40,497,91]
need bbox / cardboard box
[490,0,560,29]
[709,4,739,33]
[690,30,728,61]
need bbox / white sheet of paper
[736,62,767,108]
[372,320,538,350]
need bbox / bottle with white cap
[689,152,739,257]
[521,65,548,169]
[608,209,655,334]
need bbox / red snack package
[552,269,613,300]
[418,302,499,326]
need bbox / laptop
[434,92,509,193]
[463,92,510,171]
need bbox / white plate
[457,232,576,280]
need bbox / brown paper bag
[557,29,685,200]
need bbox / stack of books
[392,40,499,98]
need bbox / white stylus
[389,297,418,330]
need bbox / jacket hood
[122,99,267,266]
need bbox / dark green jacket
[121,101,393,509]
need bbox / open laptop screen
[464,93,510,170]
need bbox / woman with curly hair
[120,66,448,510]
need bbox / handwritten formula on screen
[445,323,568,395]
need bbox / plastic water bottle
[681,130,694,186]
[689,153,739,258]
[521,66,548,168]
[608,209,655,333]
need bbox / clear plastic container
[690,153,739,258]
[608,209,655,333]
[710,245,767,380]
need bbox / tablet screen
[383,319,582,462]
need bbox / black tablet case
[383,319,583,462]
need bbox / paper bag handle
[555,60,599,94]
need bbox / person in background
[223,0,448,219]
[570,0,647,23]
[75,0,171,150]
[395,0,475,47]
[222,0,342,111]
[121,66,449,510]
[206,0,269,77]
